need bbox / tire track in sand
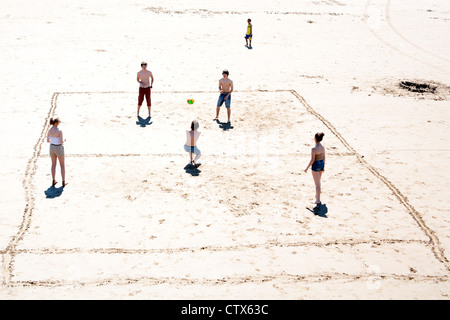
[386,0,450,64]
[364,0,449,74]
[290,90,450,272]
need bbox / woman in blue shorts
[184,120,201,167]
[304,132,326,205]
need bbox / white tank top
[49,136,62,145]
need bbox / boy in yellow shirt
[245,19,252,48]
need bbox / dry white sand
[0,0,449,299]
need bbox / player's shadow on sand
[184,163,201,176]
[217,120,234,131]
[136,116,153,127]
[307,204,328,218]
[44,185,65,199]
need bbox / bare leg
[190,152,193,164]
[214,107,220,120]
[245,38,248,47]
[146,90,152,117]
[51,155,57,184]
[194,152,201,164]
[227,108,231,122]
[249,38,252,47]
[312,171,321,204]
[58,156,66,186]
[319,171,323,202]
[137,104,142,116]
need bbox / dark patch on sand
[399,81,437,94]
[369,79,450,101]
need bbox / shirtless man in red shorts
[137,61,154,117]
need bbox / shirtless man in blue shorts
[213,70,233,124]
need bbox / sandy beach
[0,0,449,299]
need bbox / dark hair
[191,120,199,131]
[222,69,229,75]
[49,117,60,125]
[315,132,324,142]
[248,19,251,22]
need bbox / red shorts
[138,87,151,106]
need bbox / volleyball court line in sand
[2,90,448,291]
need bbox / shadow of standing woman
[306,203,328,218]
[44,185,65,199]
[184,163,201,176]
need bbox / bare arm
[219,80,223,93]
[60,130,64,145]
[137,73,141,84]
[150,72,154,87]
[304,148,315,172]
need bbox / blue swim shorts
[245,34,252,39]
[311,160,325,172]
[184,144,201,155]
[217,93,231,108]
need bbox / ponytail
[315,132,325,142]
[49,118,60,125]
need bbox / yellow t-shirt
[247,23,252,35]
